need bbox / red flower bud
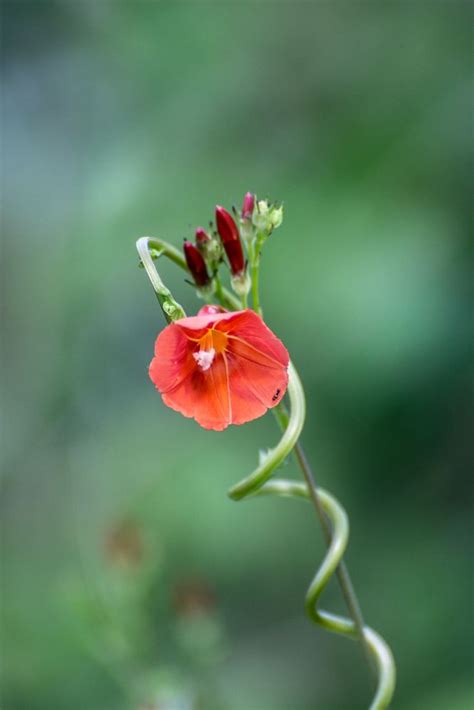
[242,192,255,219]
[183,240,210,287]
[215,205,245,275]
[195,227,211,248]
[199,304,227,316]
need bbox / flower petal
[225,346,288,424]
[161,354,231,431]
[217,310,289,368]
[174,310,236,338]
[149,323,196,394]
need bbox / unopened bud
[215,205,245,276]
[253,199,283,235]
[195,227,211,248]
[183,240,211,288]
[198,304,227,316]
[240,192,256,242]
[241,192,255,220]
[195,226,222,263]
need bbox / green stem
[144,237,187,270]
[144,236,238,311]
[231,367,396,709]
[136,237,186,322]
[250,260,261,316]
[294,439,376,677]
[273,404,374,672]
[214,274,225,305]
[249,236,263,316]
[255,480,396,710]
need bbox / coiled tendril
[229,363,396,710]
[137,236,396,710]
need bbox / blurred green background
[2,2,472,709]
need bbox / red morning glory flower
[149,305,289,431]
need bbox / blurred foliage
[1,1,472,709]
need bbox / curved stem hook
[136,236,186,322]
[227,361,305,500]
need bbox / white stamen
[193,348,216,371]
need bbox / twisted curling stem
[229,364,396,710]
[136,236,396,709]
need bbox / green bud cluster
[253,199,284,237]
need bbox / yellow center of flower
[193,328,228,371]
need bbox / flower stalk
[248,233,265,316]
